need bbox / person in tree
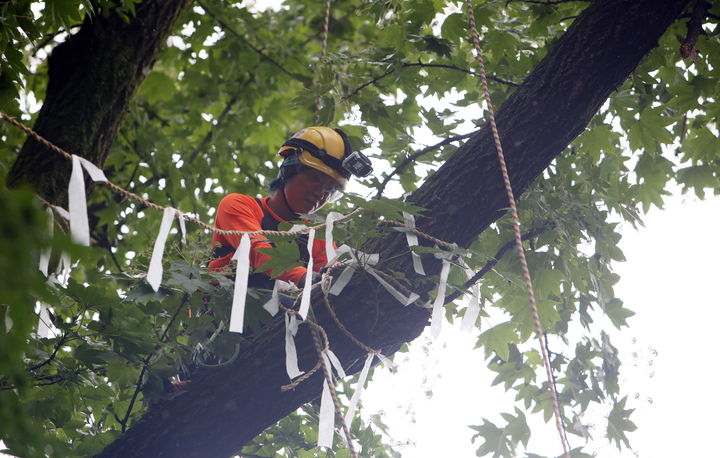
[208,126,372,288]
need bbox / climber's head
[268,126,372,214]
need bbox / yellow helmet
[278,127,372,186]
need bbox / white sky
[362,191,720,457]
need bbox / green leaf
[607,397,637,450]
[256,238,302,279]
[477,322,519,361]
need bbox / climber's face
[283,168,342,214]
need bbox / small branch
[345,62,518,101]
[187,77,254,164]
[232,156,264,189]
[1,368,87,392]
[120,293,190,432]
[197,1,309,83]
[375,131,477,198]
[443,222,556,304]
[139,103,171,127]
[28,331,71,372]
[505,0,588,5]
[30,26,81,58]
[680,0,710,60]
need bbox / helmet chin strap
[280,185,300,218]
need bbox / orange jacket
[208,194,329,286]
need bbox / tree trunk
[5,0,192,205]
[96,0,689,456]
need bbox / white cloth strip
[77,156,108,182]
[176,209,187,244]
[58,252,71,285]
[458,257,481,332]
[37,302,52,338]
[325,212,343,264]
[317,379,335,448]
[262,280,285,316]
[327,247,419,305]
[39,207,53,277]
[431,257,452,338]
[325,349,347,379]
[345,353,375,430]
[402,212,425,275]
[367,269,419,306]
[329,264,356,296]
[376,353,397,371]
[285,313,303,379]
[4,307,12,333]
[68,155,107,247]
[228,233,251,333]
[68,156,90,246]
[51,205,70,221]
[298,228,316,320]
[146,207,176,292]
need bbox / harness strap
[211,197,310,288]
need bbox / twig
[375,131,477,198]
[30,26,81,58]
[505,0,588,5]
[140,103,171,127]
[120,293,190,432]
[344,62,517,101]
[197,1,309,83]
[187,77,254,164]
[680,0,710,60]
[28,331,71,372]
[443,222,555,304]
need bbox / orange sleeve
[311,237,331,272]
[209,194,307,285]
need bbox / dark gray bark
[96,0,689,457]
[5,0,192,205]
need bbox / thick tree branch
[6,0,193,205]
[97,1,690,456]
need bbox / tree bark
[96,0,689,456]
[5,0,192,205]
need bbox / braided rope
[314,0,333,124]
[463,1,571,455]
[2,111,468,254]
[0,112,362,238]
[321,266,379,354]
[380,220,458,251]
[278,302,357,456]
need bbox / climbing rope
[462,1,571,455]
[279,302,358,457]
[314,0,333,124]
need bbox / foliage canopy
[1,0,718,456]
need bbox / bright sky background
[361,192,720,457]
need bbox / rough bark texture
[5,0,192,205]
[95,1,689,456]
